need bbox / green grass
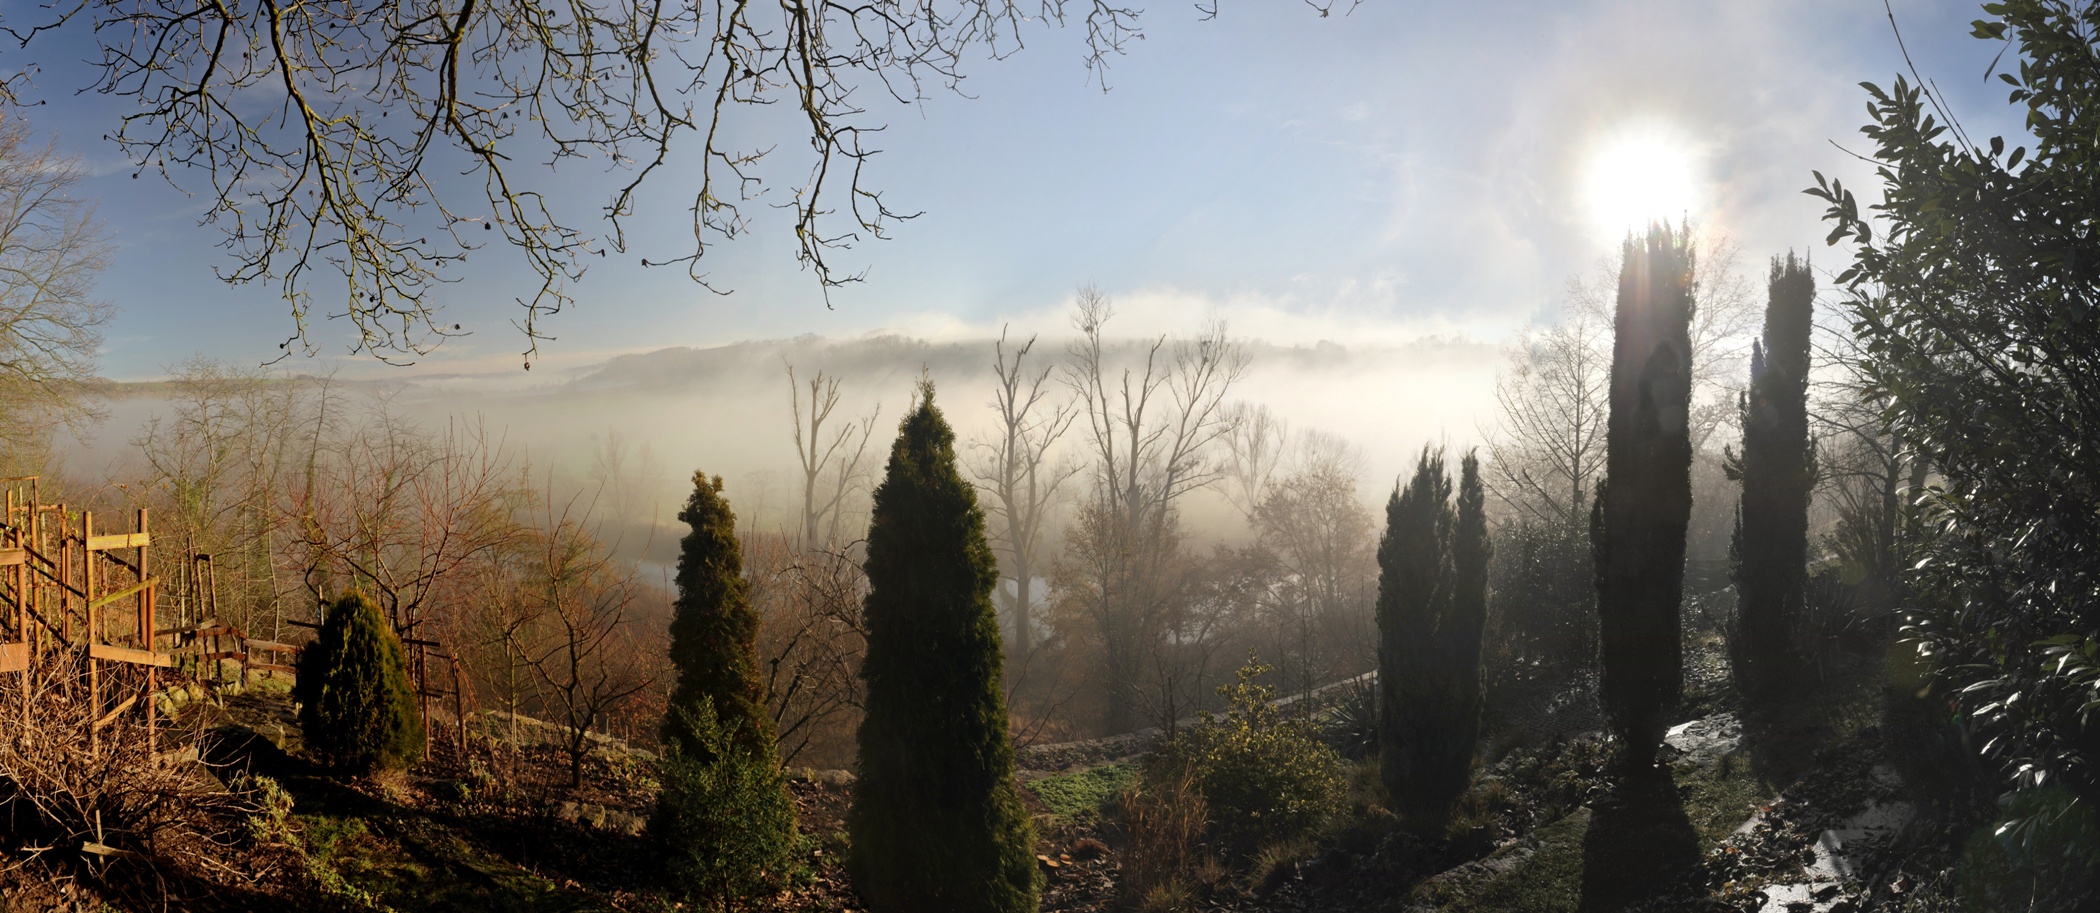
[1417,808,1590,913]
[1674,753,1773,845]
[1409,753,1771,913]
[1028,762,1137,821]
[294,812,602,912]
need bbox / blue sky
[11,0,2030,379]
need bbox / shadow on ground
[1578,765,1700,913]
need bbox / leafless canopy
[0,111,111,441]
[0,0,1217,363]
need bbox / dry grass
[0,652,284,908]
[1116,763,1213,911]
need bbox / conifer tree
[661,471,772,756]
[295,590,424,773]
[1594,222,1697,769]
[1377,447,1454,824]
[848,381,1040,913]
[1442,450,1492,786]
[650,472,801,908]
[1730,253,1816,706]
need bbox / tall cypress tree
[661,471,771,756]
[848,381,1040,913]
[1594,222,1697,770]
[650,472,801,909]
[1730,254,1816,706]
[1378,447,1455,825]
[1443,450,1492,789]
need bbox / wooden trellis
[0,477,168,756]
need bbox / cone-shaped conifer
[1594,222,1697,769]
[1378,446,1456,825]
[1731,253,1816,706]
[848,381,1040,913]
[651,472,801,908]
[661,471,772,757]
[295,590,424,773]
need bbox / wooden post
[84,511,96,760]
[139,508,154,757]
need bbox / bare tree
[747,532,867,769]
[1222,402,1290,527]
[4,2,1343,360]
[1058,286,1247,733]
[0,109,112,448]
[135,360,307,637]
[971,327,1078,656]
[506,481,660,787]
[1483,302,1611,536]
[285,397,531,645]
[787,364,879,551]
[1252,432,1375,703]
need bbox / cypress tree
[1377,446,1456,825]
[1594,222,1697,770]
[1443,450,1492,789]
[1730,253,1816,707]
[295,590,424,773]
[848,381,1040,913]
[650,472,801,909]
[661,471,772,756]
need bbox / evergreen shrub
[652,701,806,910]
[294,591,424,773]
[1169,652,1346,854]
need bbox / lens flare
[1584,128,1700,242]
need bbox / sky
[5,0,2034,380]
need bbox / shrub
[848,382,1040,913]
[294,591,424,773]
[651,701,805,910]
[1171,652,1346,854]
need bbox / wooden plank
[86,577,158,611]
[80,842,141,860]
[246,639,301,653]
[87,643,172,668]
[198,651,247,662]
[85,532,149,551]
[248,663,298,675]
[0,641,25,673]
[285,619,320,630]
[92,692,141,729]
[0,548,24,567]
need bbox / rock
[789,768,857,787]
[1663,713,1742,764]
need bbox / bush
[294,591,424,773]
[1170,653,1346,854]
[651,701,805,910]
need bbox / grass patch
[294,811,595,912]
[1417,807,1590,913]
[1030,762,1137,821]
[1674,754,1773,844]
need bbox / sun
[1583,127,1700,242]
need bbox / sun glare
[1583,128,1700,242]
